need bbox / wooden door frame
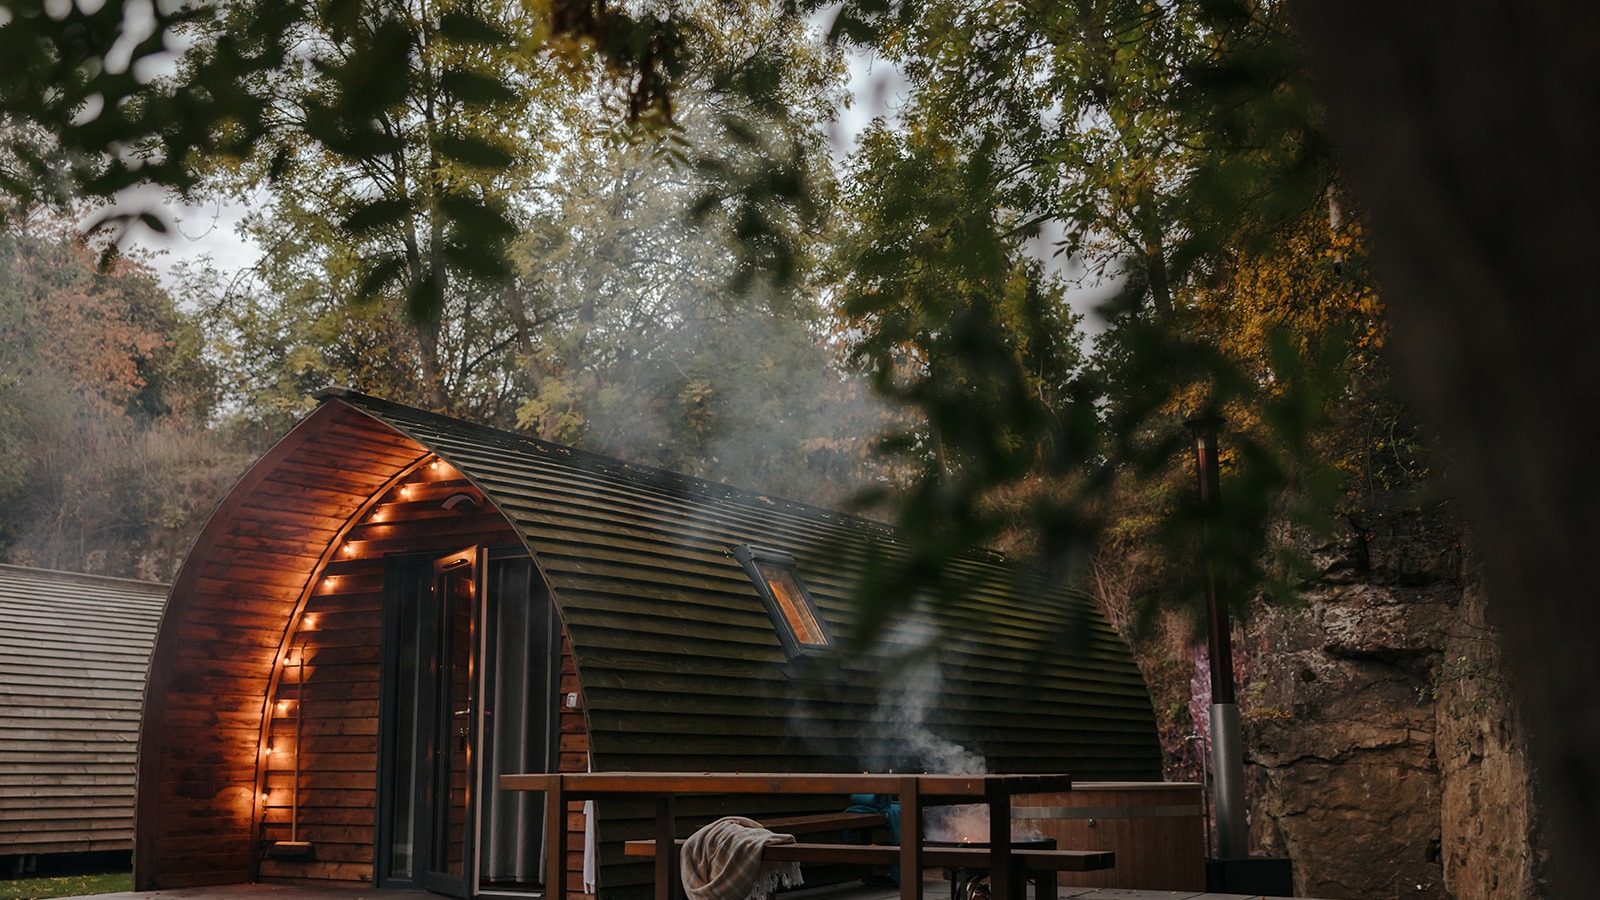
[417,548,484,898]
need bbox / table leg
[987,785,1011,900]
[1035,871,1056,900]
[900,777,922,900]
[546,777,567,900]
[655,796,678,900]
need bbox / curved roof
[136,390,1160,889]
[0,564,166,856]
[338,391,1160,776]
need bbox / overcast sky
[128,38,904,284]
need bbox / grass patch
[0,872,131,900]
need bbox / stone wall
[1129,501,1546,899]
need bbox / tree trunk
[415,314,447,411]
[417,11,449,414]
[1293,2,1600,892]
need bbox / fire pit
[928,837,1058,900]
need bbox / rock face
[1434,583,1546,899]
[1244,587,1450,897]
[1142,501,1547,899]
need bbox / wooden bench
[623,839,1115,872]
[625,837,1115,900]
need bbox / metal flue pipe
[1186,417,1248,860]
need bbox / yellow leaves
[515,378,587,443]
[677,377,718,442]
[1190,208,1385,392]
[1159,202,1424,496]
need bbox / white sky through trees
[126,23,1113,329]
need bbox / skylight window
[733,545,831,657]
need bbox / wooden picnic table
[499,771,1075,900]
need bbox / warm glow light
[343,543,356,556]
[429,460,440,470]
[277,700,288,711]
[303,614,318,630]
[400,484,412,496]
[762,566,827,646]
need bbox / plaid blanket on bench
[680,816,804,900]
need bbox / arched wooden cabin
[1,564,165,870]
[136,389,1162,899]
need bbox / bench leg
[900,777,922,900]
[1034,871,1056,900]
[546,778,567,900]
[986,786,1011,900]
[655,796,678,900]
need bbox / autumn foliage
[0,212,251,579]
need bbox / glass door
[476,554,559,894]
[379,547,483,898]
[380,548,557,898]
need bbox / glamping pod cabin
[0,564,165,871]
[135,390,1165,899]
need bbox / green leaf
[322,0,363,39]
[405,268,444,322]
[440,236,511,280]
[439,68,517,107]
[439,11,510,45]
[267,147,292,182]
[435,134,515,169]
[331,18,413,114]
[356,254,407,299]
[439,194,516,240]
[342,197,413,235]
[826,7,881,45]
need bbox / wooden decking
[61,878,1325,900]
